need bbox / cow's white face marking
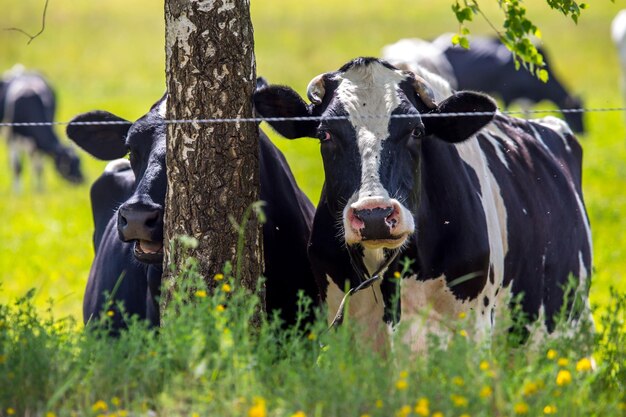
[333,62,415,248]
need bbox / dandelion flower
[192,413,200,417]
[514,402,529,414]
[479,385,493,398]
[214,273,225,281]
[248,397,267,417]
[543,405,557,414]
[396,405,411,417]
[432,412,444,417]
[479,360,490,371]
[92,400,108,412]
[222,283,232,293]
[46,412,56,417]
[556,370,572,386]
[399,370,409,379]
[452,376,465,386]
[395,379,408,390]
[557,358,569,367]
[522,381,538,396]
[106,310,115,317]
[414,398,429,416]
[458,311,467,319]
[576,357,593,372]
[216,304,225,312]
[118,410,128,417]
[375,399,383,408]
[111,396,121,407]
[394,271,402,278]
[546,349,557,360]
[291,411,306,417]
[360,414,370,417]
[6,409,15,416]
[451,394,468,407]
[195,290,207,298]
[459,329,468,338]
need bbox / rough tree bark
[162,0,263,309]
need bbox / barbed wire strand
[0,106,624,128]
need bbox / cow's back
[476,115,591,330]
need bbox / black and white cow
[432,35,586,134]
[67,95,319,331]
[254,57,592,351]
[0,66,83,189]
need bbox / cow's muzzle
[344,198,414,248]
[118,202,164,264]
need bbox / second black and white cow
[254,57,592,350]
[1,66,83,189]
[67,95,319,331]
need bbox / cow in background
[0,65,83,190]
[255,57,593,352]
[611,10,626,109]
[67,95,320,332]
[383,36,586,134]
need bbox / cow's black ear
[424,91,497,143]
[66,111,131,160]
[253,85,317,139]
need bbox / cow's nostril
[145,211,159,228]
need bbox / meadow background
[0,0,624,322]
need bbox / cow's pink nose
[348,204,400,240]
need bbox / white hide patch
[325,275,389,351]
[534,116,573,152]
[104,158,131,174]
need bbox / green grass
[0,1,625,413]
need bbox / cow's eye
[317,130,332,142]
[411,125,425,138]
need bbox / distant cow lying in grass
[254,57,593,351]
[383,35,586,134]
[0,65,83,190]
[67,95,319,332]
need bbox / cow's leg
[31,150,44,192]
[8,137,24,192]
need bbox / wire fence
[0,106,624,128]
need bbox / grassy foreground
[0,252,624,416]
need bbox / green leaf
[459,36,470,49]
[537,69,549,83]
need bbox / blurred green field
[0,0,624,322]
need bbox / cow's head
[255,58,495,254]
[54,145,84,184]
[561,94,585,134]
[67,96,167,264]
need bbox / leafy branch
[451,0,600,81]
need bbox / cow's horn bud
[306,73,326,105]
[412,74,437,109]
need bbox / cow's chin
[349,234,409,250]
[133,240,164,264]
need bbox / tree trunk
[162,0,262,310]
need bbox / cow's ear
[66,111,131,160]
[423,91,497,143]
[254,85,317,139]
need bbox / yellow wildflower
[6,409,15,416]
[479,360,490,371]
[458,311,467,319]
[222,283,232,293]
[360,414,370,417]
[375,399,383,408]
[576,357,593,372]
[396,405,411,417]
[514,402,529,414]
[479,385,493,398]
[248,397,267,417]
[192,413,200,417]
[543,405,557,414]
[522,381,538,396]
[394,271,402,279]
[111,396,121,406]
[556,369,572,386]
[618,402,626,411]
[395,379,408,390]
[216,304,225,312]
[214,273,225,281]
[452,376,465,386]
[459,329,468,338]
[432,412,444,417]
[399,370,409,379]
[92,400,108,412]
[46,412,56,417]
[557,358,569,367]
[106,310,115,317]
[195,290,207,298]
[451,394,468,407]
[414,398,429,416]
[546,349,557,360]
[118,410,128,417]
[291,411,306,417]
